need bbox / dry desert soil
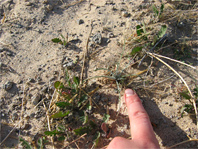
[0,0,198,148]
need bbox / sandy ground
[0,0,198,148]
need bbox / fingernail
[125,89,135,97]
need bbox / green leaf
[93,132,100,147]
[73,76,80,86]
[60,34,65,40]
[51,111,70,118]
[52,38,63,44]
[158,25,167,38]
[89,120,97,129]
[44,130,60,136]
[56,102,70,108]
[58,136,65,141]
[179,91,191,100]
[79,111,88,125]
[136,25,144,36]
[130,47,142,55]
[54,81,60,89]
[193,86,198,97]
[180,104,193,117]
[74,126,90,135]
[86,103,92,111]
[152,4,159,16]
[19,137,33,149]
[63,40,67,46]
[160,4,164,16]
[103,114,110,123]
[54,81,64,89]
[57,125,66,132]
[37,138,43,149]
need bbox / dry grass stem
[80,20,93,86]
[147,52,198,137]
[147,52,193,97]
[168,139,198,149]
[149,75,175,88]
[149,52,196,69]
[63,133,87,148]
[127,69,148,86]
[43,102,55,149]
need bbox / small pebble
[32,93,41,105]
[122,11,130,17]
[28,78,35,83]
[12,112,18,121]
[36,76,42,83]
[92,33,102,44]
[107,32,114,38]
[21,123,31,130]
[77,19,84,25]
[30,113,35,118]
[3,81,14,91]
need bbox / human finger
[124,89,157,141]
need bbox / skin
[107,89,160,149]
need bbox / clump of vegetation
[19,137,47,149]
[42,69,107,148]
[180,86,198,118]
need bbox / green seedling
[103,113,110,123]
[52,34,68,46]
[73,120,97,135]
[45,125,67,141]
[193,86,198,97]
[130,22,167,57]
[85,44,143,112]
[19,137,32,149]
[93,132,100,148]
[44,68,101,145]
[50,111,70,119]
[19,137,46,149]
[180,87,198,118]
[179,91,191,100]
[37,137,47,149]
[152,3,164,18]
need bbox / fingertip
[125,89,136,97]
[124,89,140,106]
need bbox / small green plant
[180,86,198,117]
[19,137,46,149]
[19,137,32,149]
[152,3,164,18]
[44,69,102,147]
[85,44,147,112]
[52,34,68,46]
[130,24,167,57]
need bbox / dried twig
[79,20,93,102]
[149,75,175,88]
[63,133,87,148]
[168,139,198,149]
[149,52,196,69]
[80,20,93,85]
[43,102,55,149]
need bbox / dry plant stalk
[150,53,196,69]
[64,133,87,148]
[168,139,198,149]
[147,52,198,138]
